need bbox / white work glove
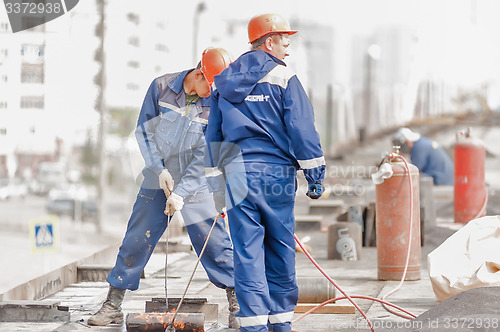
[159,169,174,192]
[165,193,184,216]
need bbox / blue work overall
[107,70,235,291]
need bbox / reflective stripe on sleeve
[298,156,326,169]
[192,117,208,125]
[268,311,294,324]
[204,167,223,178]
[158,101,182,115]
[237,314,268,327]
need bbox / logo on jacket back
[245,94,270,102]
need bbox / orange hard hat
[248,13,297,43]
[200,48,233,86]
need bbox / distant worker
[392,127,454,185]
[204,13,325,332]
[88,48,239,328]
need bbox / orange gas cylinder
[375,155,421,281]
[454,128,487,224]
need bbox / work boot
[88,285,126,326]
[225,287,240,328]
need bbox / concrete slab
[308,199,345,216]
[0,300,70,323]
[295,215,323,232]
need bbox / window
[21,64,44,83]
[127,61,139,69]
[21,96,44,109]
[21,44,44,64]
[0,128,6,135]
[127,13,139,25]
[0,49,7,64]
[126,83,139,90]
[0,22,9,32]
[21,18,45,32]
[128,36,139,47]
[155,44,168,52]
[0,101,7,109]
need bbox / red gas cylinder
[375,154,421,281]
[454,128,487,224]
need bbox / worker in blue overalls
[392,127,454,185]
[88,48,240,328]
[204,14,326,332]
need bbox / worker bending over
[392,127,454,185]
[88,48,239,328]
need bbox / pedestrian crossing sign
[29,216,60,253]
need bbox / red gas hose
[293,152,419,329]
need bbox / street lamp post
[95,0,106,234]
[360,44,381,143]
[192,2,206,65]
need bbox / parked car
[31,162,67,195]
[9,178,28,199]
[0,178,10,200]
[0,177,28,200]
[46,197,97,222]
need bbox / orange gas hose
[293,152,419,328]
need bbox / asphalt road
[0,190,134,296]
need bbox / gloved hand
[159,169,174,192]
[306,182,324,199]
[165,193,184,216]
[213,192,226,215]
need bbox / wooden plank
[294,303,356,314]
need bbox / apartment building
[0,0,173,178]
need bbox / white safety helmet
[392,128,421,153]
[393,128,421,145]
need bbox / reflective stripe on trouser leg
[262,170,297,332]
[227,168,297,332]
[227,173,270,332]
[237,315,269,329]
[228,200,270,332]
[268,314,295,332]
[107,188,168,290]
[181,195,235,289]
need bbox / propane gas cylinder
[375,154,421,281]
[454,128,487,224]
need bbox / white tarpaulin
[428,216,500,302]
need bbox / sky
[4,0,499,88]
